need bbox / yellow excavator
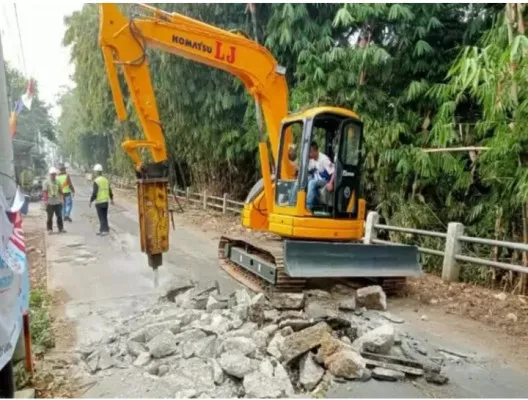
[98,3,421,294]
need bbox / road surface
[44,174,528,398]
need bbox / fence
[103,174,245,214]
[175,188,244,214]
[364,212,528,285]
[104,174,528,286]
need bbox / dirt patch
[21,209,79,398]
[405,274,528,337]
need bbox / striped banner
[0,189,29,370]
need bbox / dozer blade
[283,240,422,278]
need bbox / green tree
[428,4,528,288]
[4,62,55,178]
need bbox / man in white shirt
[306,141,334,211]
[288,141,335,210]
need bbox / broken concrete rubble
[281,322,333,363]
[81,284,456,397]
[218,350,255,378]
[269,292,305,310]
[353,324,395,354]
[325,349,368,380]
[372,367,405,381]
[299,352,325,390]
[147,330,178,358]
[220,336,257,356]
[356,285,387,311]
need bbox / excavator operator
[307,141,335,210]
[288,141,335,211]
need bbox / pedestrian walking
[89,164,114,236]
[42,167,65,233]
[57,163,75,222]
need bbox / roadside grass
[13,287,56,391]
[29,289,55,356]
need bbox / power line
[13,4,27,77]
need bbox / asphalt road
[45,174,528,398]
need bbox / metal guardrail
[103,174,528,284]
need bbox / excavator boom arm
[99,3,289,171]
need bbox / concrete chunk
[218,350,255,378]
[267,332,285,360]
[243,371,283,398]
[281,322,332,363]
[220,336,257,356]
[133,352,151,367]
[325,349,367,379]
[353,324,395,354]
[235,289,252,306]
[299,352,325,391]
[372,367,405,381]
[356,285,387,311]
[126,340,147,357]
[147,330,177,358]
[274,362,295,397]
[338,297,356,311]
[269,292,305,310]
[206,295,227,312]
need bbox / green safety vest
[45,179,61,204]
[94,176,110,204]
[57,174,71,194]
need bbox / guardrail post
[186,187,190,204]
[364,211,379,244]
[222,193,228,214]
[203,190,207,210]
[442,222,464,282]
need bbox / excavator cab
[263,107,422,285]
[275,107,363,219]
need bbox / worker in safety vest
[57,163,75,222]
[42,167,66,233]
[89,164,114,236]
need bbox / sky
[0,1,84,121]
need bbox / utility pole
[0,31,17,205]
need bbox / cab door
[333,118,363,218]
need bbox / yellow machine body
[137,178,170,267]
[98,3,421,288]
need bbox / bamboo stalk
[422,146,489,153]
[521,202,528,294]
[491,208,503,288]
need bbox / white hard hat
[93,164,103,172]
[49,167,58,174]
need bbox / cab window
[341,122,361,166]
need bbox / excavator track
[218,235,408,296]
[218,235,306,294]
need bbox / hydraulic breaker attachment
[136,161,170,278]
[283,239,422,279]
